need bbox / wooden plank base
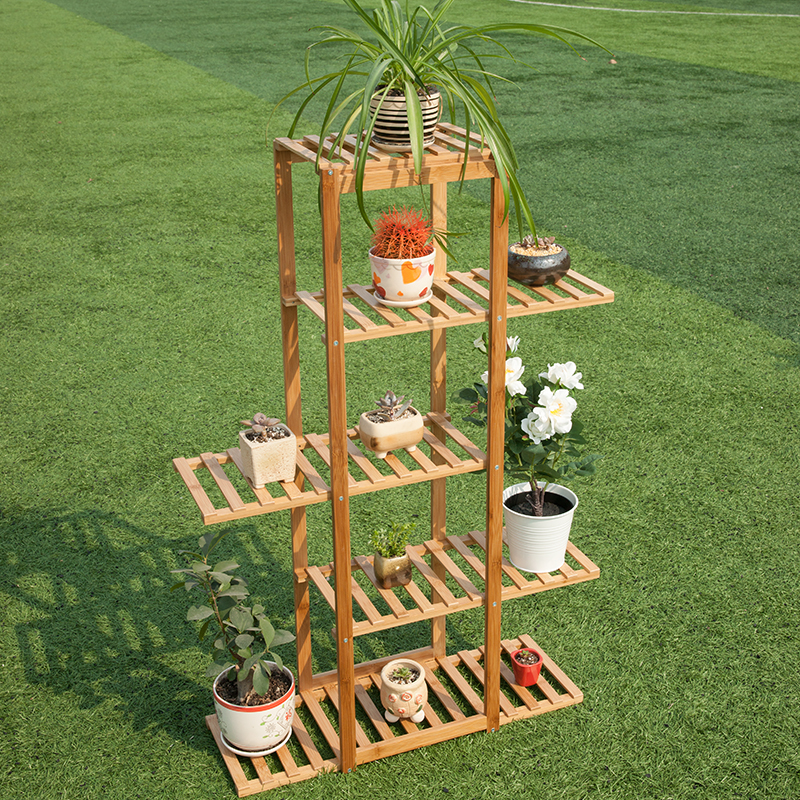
[206,637,584,796]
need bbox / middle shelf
[173,412,486,525]
[302,533,600,637]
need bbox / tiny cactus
[371,207,433,260]
[373,391,412,421]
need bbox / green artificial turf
[2,0,799,798]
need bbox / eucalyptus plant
[272,0,609,235]
[170,529,295,705]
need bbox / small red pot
[511,647,543,687]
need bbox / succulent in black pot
[508,235,571,288]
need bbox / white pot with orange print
[369,246,436,308]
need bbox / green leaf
[206,660,235,678]
[252,662,270,696]
[259,617,276,648]
[235,633,255,650]
[186,605,214,622]
[270,629,296,648]
[229,607,253,632]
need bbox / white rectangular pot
[502,482,578,573]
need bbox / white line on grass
[508,0,800,17]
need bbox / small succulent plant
[370,520,416,558]
[373,391,412,422]
[389,665,415,683]
[371,207,433,260]
[518,234,556,250]
[242,413,280,436]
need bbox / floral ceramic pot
[238,424,297,488]
[212,663,295,756]
[357,406,425,459]
[507,244,570,287]
[369,247,436,307]
[510,647,543,687]
[379,658,427,723]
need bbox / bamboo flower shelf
[174,124,613,795]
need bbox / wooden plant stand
[174,124,614,795]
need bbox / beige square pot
[238,425,297,488]
[357,407,424,459]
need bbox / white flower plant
[454,334,602,516]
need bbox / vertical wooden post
[275,143,313,691]
[429,181,448,658]
[320,167,357,773]
[484,175,509,732]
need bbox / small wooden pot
[357,407,425,459]
[510,647,543,687]
[238,424,297,488]
[379,658,427,723]
[374,551,412,589]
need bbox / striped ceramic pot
[369,88,441,152]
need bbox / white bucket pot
[212,663,295,756]
[369,247,436,308]
[502,482,578,573]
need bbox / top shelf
[285,267,613,342]
[274,122,499,192]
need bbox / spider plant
[271,0,610,236]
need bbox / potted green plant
[508,234,571,287]
[454,334,602,573]
[357,390,425,459]
[238,413,297,488]
[510,646,543,687]
[170,530,297,756]
[370,520,416,589]
[379,658,428,723]
[272,0,609,234]
[369,206,436,307]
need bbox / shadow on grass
[4,506,299,751]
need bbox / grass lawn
[1,1,798,798]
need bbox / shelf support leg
[429,180,448,659]
[484,175,509,733]
[320,167,357,773]
[275,143,314,692]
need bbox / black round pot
[507,244,570,287]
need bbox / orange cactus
[371,206,433,260]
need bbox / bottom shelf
[207,635,584,797]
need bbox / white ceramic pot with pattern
[369,247,436,308]
[212,663,295,756]
[379,658,427,723]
